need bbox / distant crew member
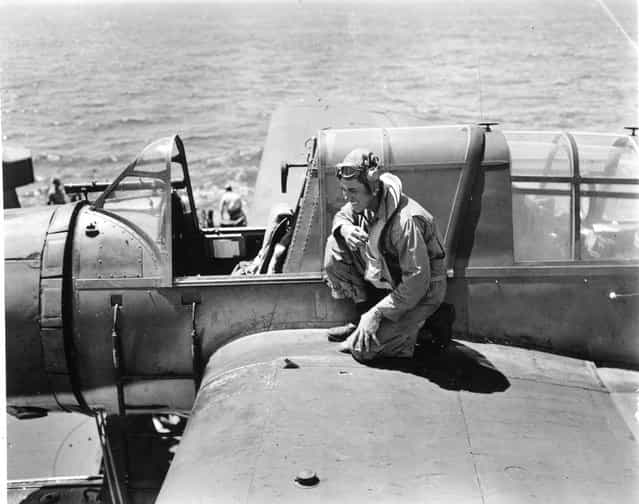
[47,177,67,205]
[219,183,247,227]
[325,148,454,362]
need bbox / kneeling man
[325,148,449,362]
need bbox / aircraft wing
[156,330,638,503]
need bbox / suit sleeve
[331,204,357,243]
[374,217,431,322]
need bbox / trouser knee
[323,235,368,302]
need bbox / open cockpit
[76,125,639,286]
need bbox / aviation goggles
[335,164,367,180]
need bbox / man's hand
[340,224,369,252]
[339,307,383,354]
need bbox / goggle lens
[336,165,364,179]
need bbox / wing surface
[157,330,639,503]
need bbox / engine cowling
[5,203,83,411]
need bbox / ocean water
[1,0,637,211]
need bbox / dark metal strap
[191,301,203,391]
[110,302,126,417]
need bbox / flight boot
[327,301,371,342]
[327,322,357,342]
[416,302,456,356]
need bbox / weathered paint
[4,259,54,406]
[3,205,56,260]
[5,204,74,409]
[68,274,354,412]
[157,330,639,504]
[463,268,639,364]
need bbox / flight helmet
[335,148,383,194]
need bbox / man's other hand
[341,307,382,354]
[340,224,369,251]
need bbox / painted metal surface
[73,207,164,283]
[157,330,639,503]
[40,203,85,411]
[3,205,56,259]
[282,169,322,273]
[464,268,639,364]
[69,274,353,412]
[6,414,101,480]
[3,144,34,209]
[462,142,514,268]
[5,259,55,406]
[5,204,75,409]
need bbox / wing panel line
[458,393,487,504]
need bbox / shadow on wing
[366,340,511,393]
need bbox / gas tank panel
[73,207,164,284]
[69,205,193,414]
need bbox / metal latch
[182,294,203,390]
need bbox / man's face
[340,178,374,214]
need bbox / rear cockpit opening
[507,131,639,263]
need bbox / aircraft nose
[5,204,81,411]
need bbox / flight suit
[325,173,447,361]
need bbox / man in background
[219,183,247,227]
[47,177,67,205]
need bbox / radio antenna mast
[471,3,485,123]
[477,55,484,123]
[594,0,639,53]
